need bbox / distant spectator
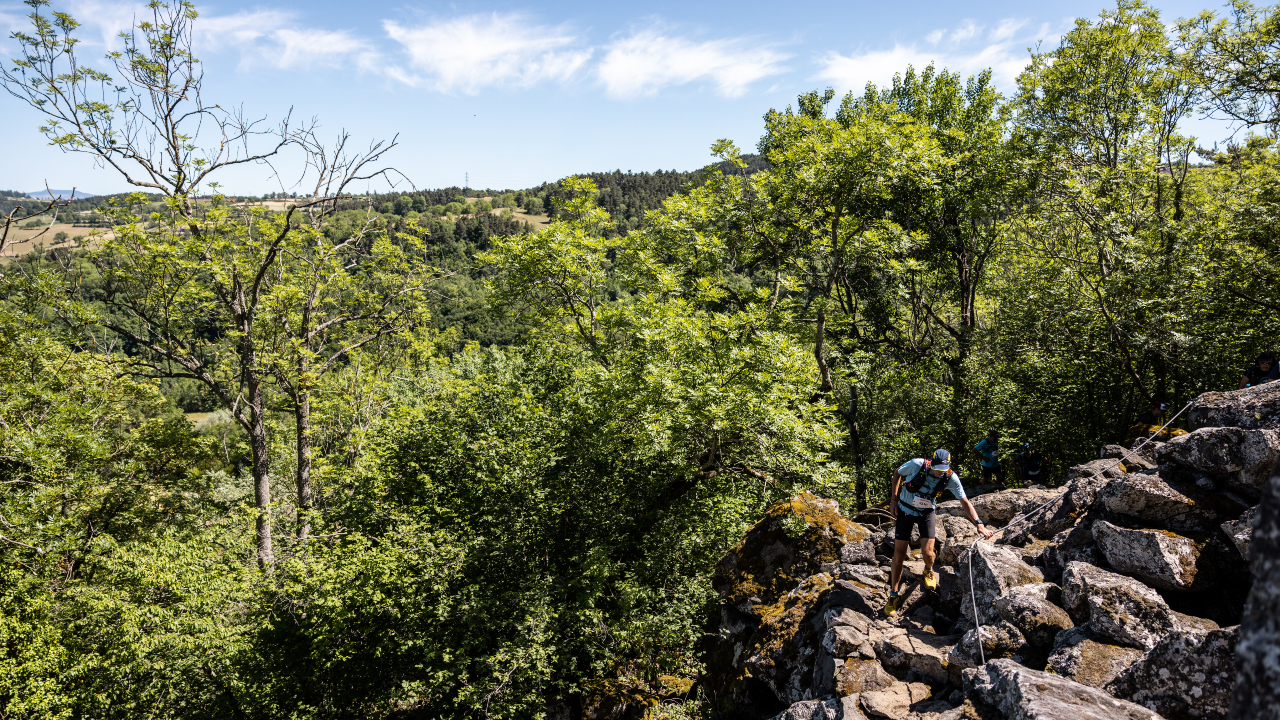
[1016,442,1045,486]
[1240,352,1279,389]
[974,430,1004,486]
[1135,400,1166,426]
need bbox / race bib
[911,495,934,509]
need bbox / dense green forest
[3,0,1280,718]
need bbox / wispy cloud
[816,19,1052,94]
[383,13,591,94]
[197,10,379,71]
[598,27,788,98]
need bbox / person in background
[1135,401,1166,426]
[974,430,1004,486]
[1240,352,1279,389]
[1016,442,1045,486]
[885,449,992,617]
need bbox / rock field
[705,381,1280,720]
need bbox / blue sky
[0,0,1241,195]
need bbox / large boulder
[1187,381,1280,431]
[963,659,1163,720]
[968,487,1065,527]
[1230,456,1280,719]
[708,494,871,717]
[957,542,1044,626]
[713,493,870,611]
[1039,517,1104,584]
[841,540,877,565]
[993,591,1074,649]
[872,628,963,685]
[949,621,1029,666]
[830,658,896,696]
[1221,506,1256,562]
[1107,627,1239,720]
[1091,520,1212,591]
[934,516,977,567]
[1003,474,1111,544]
[1046,626,1145,689]
[1098,473,1197,524]
[1066,458,1127,482]
[858,681,931,720]
[1061,562,1179,649]
[1157,426,1280,498]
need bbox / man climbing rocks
[1016,442,1044,486]
[973,430,1003,486]
[1135,401,1166,426]
[1240,352,1279,389]
[885,449,992,617]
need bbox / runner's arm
[959,498,994,539]
[889,472,903,517]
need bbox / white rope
[957,398,1195,663]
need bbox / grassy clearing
[1,222,107,259]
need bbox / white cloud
[382,13,591,94]
[598,28,788,98]
[197,10,378,71]
[816,17,1048,94]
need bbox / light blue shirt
[896,458,966,515]
[975,438,1000,468]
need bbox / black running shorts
[894,506,937,542]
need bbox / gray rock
[1061,561,1179,649]
[1187,381,1280,431]
[1046,626,1145,688]
[1103,444,1158,471]
[1172,611,1220,634]
[1098,473,1197,523]
[1229,454,1280,719]
[1091,520,1211,591]
[934,516,977,567]
[859,681,931,719]
[949,621,1029,666]
[1107,627,1239,720]
[1222,506,1256,562]
[1039,517,1103,583]
[1005,582,1064,606]
[840,564,889,588]
[968,487,1065,527]
[1004,474,1111,544]
[769,698,842,720]
[833,658,897,696]
[964,658,1163,720]
[872,628,963,685]
[822,625,868,658]
[1157,426,1280,497]
[1066,458,1127,482]
[957,542,1044,626]
[993,592,1074,648]
[842,541,878,565]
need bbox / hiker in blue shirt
[973,430,1005,486]
[885,449,992,617]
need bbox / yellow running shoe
[924,570,938,591]
[884,595,900,617]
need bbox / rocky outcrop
[1046,627,1145,688]
[1187,380,1280,430]
[957,543,1043,626]
[708,381,1267,720]
[1091,520,1211,590]
[1157,426,1280,498]
[1061,562,1180,649]
[964,659,1163,719]
[1230,455,1280,719]
[993,591,1074,649]
[1107,627,1239,720]
[967,487,1064,527]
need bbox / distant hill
[26,189,97,200]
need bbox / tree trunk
[847,384,866,510]
[247,378,274,568]
[295,387,312,541]
[814,308,834,394]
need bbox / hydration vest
[903,461,949,505]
